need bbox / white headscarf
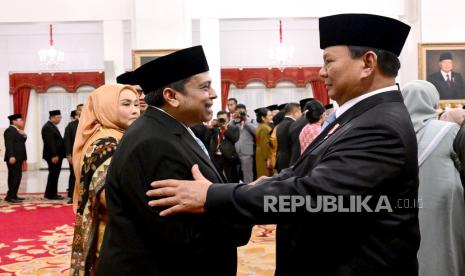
[401,80,439,134]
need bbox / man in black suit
[97,46,250,276]
[275,102,301,172]
[4,114,27,203]
[63,104,82,202]
[427,52,465,99]
[41,110,65,200]
[148,14,420,276]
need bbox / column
[103,20,125,83]
[199,18,222,114]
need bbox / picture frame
[418,43,465,108]
[132,49,178,69]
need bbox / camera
[218,118,226,126]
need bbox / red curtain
[310,80,329,105]
[13,87,31,125]
[221,81,231,110]
[12,87,31,171]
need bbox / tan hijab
[72,84,138,211]
[440,108,465,125]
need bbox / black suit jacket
[275,117,295,172]
[97,107,251,276]
[427,71,465,99]
[64,120,79,156]
[3,126,27,162]
[288,115,308,165]
[206,91,420,276]
[41,121,65,160]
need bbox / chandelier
[269,19,294,72]
[38,24,64,67]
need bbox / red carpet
[0,195,74,275]
[0,195,275,275]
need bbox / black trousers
[68,165,75,198]
[45,158,63,198]
[6,160,23,199]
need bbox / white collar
[335,85,398,118]
[441,70,451,79]
[150,105,197,139]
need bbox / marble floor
[0,169,70,196]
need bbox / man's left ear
[361,51,377,78]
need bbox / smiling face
[169,72,217,126]
[319,45,365,105]
[439,59,453,73]
[117,88,140,128]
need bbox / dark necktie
[446,74,452,87]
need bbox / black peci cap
[133,46,209,93]
[319,13,410,56]
[116,71,138,85]
[8,113,22,121]
[49,110,61,116]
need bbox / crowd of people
[3,12,465,276]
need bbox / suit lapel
[180,133,225,182]
[294,91,403,168]
[146,107,225,182]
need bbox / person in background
[207,110,240,182]
[439,108,465,125]
[3,113,27,203]
[427,52,465,100]
[255,107,273,177]
[64,104,83,203]
[267,104,280,118]
[288,98,314,165]
[276,102,302,172]
[41,110,65,200]
[227,97,238,119]
[116,71,148,113]
[230,104,256,183]
[299,100,326,154]
[272,103,287,126]
[70,84,140,275]
[402,80,465,276]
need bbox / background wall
[2,0,463,171]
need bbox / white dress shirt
[335,85,398,118]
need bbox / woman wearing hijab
[70,84,140,276]
[255,107,274,178]
[402,80,465,276]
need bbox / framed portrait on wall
[418,43,465,108]
[132,49,178,69]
